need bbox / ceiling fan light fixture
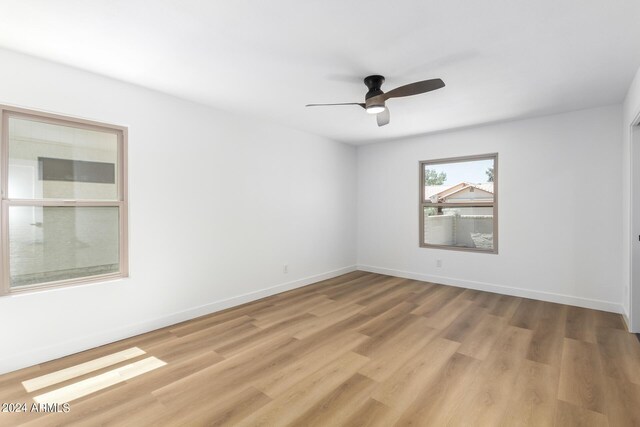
[366,105,385,115]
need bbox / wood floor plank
[474,291,503,310]
[357,301,418,336]
[292,303,366,340]
[341,398,398,427]
[460,288,483,300]
[168,312,254,338]
[509,298,545,330]
[499,359,559,426]
[410,285,465,317]
[596,327,640,385]
[421,296,474,330]
[490,294,522,318]
[300,312,372,346]
[565,306,597,343]
[371,337,460,410]
[67,395,169,427]
[211,316,309,357]
[359,292,415,318]
[347,281,420,306]
[593,310,626,330]
[358,318,439,382]
[527,303,568,366]
[149,320,256,362]
[554,400,609,427]
[456,313,507,360]
[234,351,370,427]
[253,332,369,398]
[306,298,362,317]
[323,275,398,302]
[602,375,640,427]
[287,373,378,427]
[392,352,481,426]
[558,338,607,414]
[440,303,487,342]
[353,313,423,357]
[158,386,271,427]
[446,326,533,426]
[403,281,440,305]
[251,294,330,327]
[151,334,296,409]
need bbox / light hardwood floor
[1,271,639,426]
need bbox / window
[1,105,128,295]
[419,153,497,253]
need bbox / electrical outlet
[436,259,442,268]
[283,264,288,274]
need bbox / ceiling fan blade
[377,107,390,127]
[305,102,365,108]
[383,78,445,100]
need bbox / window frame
[0,105,128,295]
[419,153,498,254]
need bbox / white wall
[623,65,640,331]
[358,105,624,313]
[0,49,357,374]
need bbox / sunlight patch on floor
[32,357,167,404]
[22,347,147,392]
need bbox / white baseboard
[357,265,625,314]
[0,265,357,375]
[622,311,631,332]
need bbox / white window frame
[419,153,498,254]
[0,105,129,295]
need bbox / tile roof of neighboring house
[425,182,494,201]
[472,183,494,193]
[425,184,457,199]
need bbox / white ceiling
[0,0,639,145]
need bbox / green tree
[486,167,494,182]
[425,169,447,185]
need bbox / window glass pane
[8,117,118,200]
[9,206,120,287]
[423,206,494,250]
[424,158,494,203]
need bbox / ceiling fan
[306,75,445,127]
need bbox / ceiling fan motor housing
[364,75,385,99]
[364,75,385,109]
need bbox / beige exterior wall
[424,213,494,249]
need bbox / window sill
[419,243,499,254]
[2,272,129,297]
